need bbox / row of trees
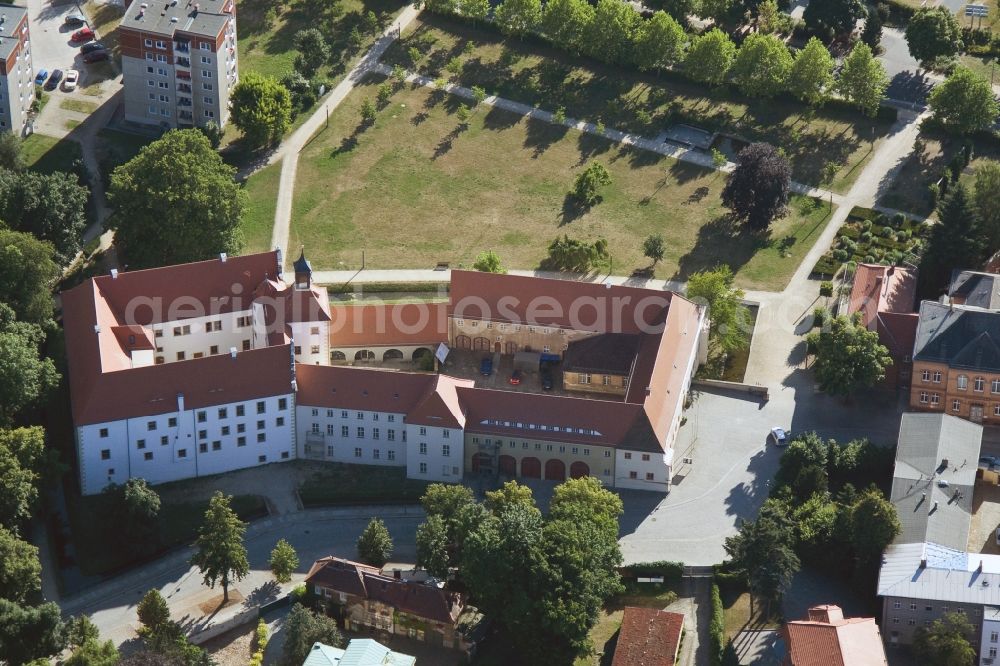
[412,479,624,661]
[426,0,889,116]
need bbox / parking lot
[28,0,117,100]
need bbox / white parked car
[62,69,79,92]
[769,426,788,447]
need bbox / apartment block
[0,4,33,134]
[119,0,237,129]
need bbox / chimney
[919,557,927,569]
[110,268,119,279]
[93,324,101,334]
[645,386,652,396]
[219,252,227,262]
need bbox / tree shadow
[576,132,613,165]
[557,193,589,226]
[410,111,430,127]
[243,580,281,608]
[669,160,709,184]
[423,87,447,111]
[523,116,569,159]
[432,123,469,160]
[482,104,521,132]
[673,215,770,281]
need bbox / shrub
[860,230,874,243]
[927,182,939,208]
[812,307,829,328]
[880,226,894,237]
[249,619,268,666]
[861,220,873,232]
[624,561,684,584]
[820,281,834,297]
[832,248,850,262]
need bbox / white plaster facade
[406,425,461,483]
[77,392,295,495]
[295,405,407,467]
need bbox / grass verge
[298,462,431,507]
[286,75,834,291]
[240,162,282,254]
[60,98,99,114]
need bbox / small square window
[101,449,111,460]
[237,436,246,447]
[629,471,638,479]
[168,417,177,427]
[161,436,169,446]
[258,455,267,463]
[144,452,153,461]
[178,449,187,459]
[137,439,146,450]
[99,428,109,438]
[257,433,266,443]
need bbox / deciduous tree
[721,142,790,231]
[357,517,393,566]
[462,0,491,25]
[0,229,59,326]
[918,184,984,297]
[572,162,612,206]
[848,486,900,563]
[806,315,892,397]
[190,492,249,603]
[0,169,88,264]
[108,130,246,269]
[231,72,293,147]
[540,0,594,53]
[803,0,865,40]
[929,66,999,134]
[660,0,695,24]
[642,233,666,265]
[731,33,792,98]
[293,28,330,77]
[686,266,750,353]
[905,7,963,67]
[269,539,299,584]
[788,37,834,106]
[0,132,23,171]
[281,604,345,666]
[723,502,800,617]
[913,612,977,666]
[835,42,888,117]
[494,0,542,38]
[0,527,39,604]
[545,235,609,272]
[683,28,736,86]
[634,11,686,73]
[484,480,535,514]
[415,514,450,578]
[583,0,641,65]
[66,615,100,650]
[0,317,58,426]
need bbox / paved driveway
[28,0,87,80]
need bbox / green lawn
[60,98,99,114]
[23,134,83,174]
[240,162,282,254]
[382,15,894,193]
[67,490,267,576]
[573,585,680,666]
[286,75,835,291]
[298,462,432,507]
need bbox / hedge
[620,560,685,584]
[709,582,725,666]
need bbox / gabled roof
[301,640,416,666]
[878,542,1000,605]
[449,270,671,333]
[889,413,981,550]
[407,374,474,429]
[305,556,380,598]
[611,607,684,666]
[950,270,1000,310]
[294,365,438,414]
[784,606,886,666]
[913,301,1000,372]
[848,264,918,329]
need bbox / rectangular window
[147,421,158,431]
[372,428,380,440]
[579,373,591,385]
[646,472,654,480]
[242,339,251,351]
[953,399,961,412]
[257,433,266,443]
[236,405,245,417]
[327,424,334,435]
[419,427,427,435]
[341,425,349,437]
[155,40,166,49]
[201,42,211,51]
[197,411,207,423]
[311,423,320,434]
[258,455,267,463]
[388,450,395,461]
[357,427,365,439]
[237,436,246,447]
[624,452,632,460]
[443,429,450,439]
[279,398,288,410]
[178,449,187,458]
[204,110,215,118]
[387,415,395,422]
[221,426,230,436]
[341,410,348,418]
[212,441,221,451]
[920,391,929,404]
[198,430,207,440]
[217,407,227,419]
[257,401,266,414]
[210,345,218,355]
[387,430,395,441]
[629,471,637,479]
[311,408,319,417]
[442,444,450,457]
[144,451,153,461]
[161,436,168,445]
[201,55,211,64]
[101,449,111,460]
[419,442,427,455]
[202,69,212,78]
[204,96,214,105]
[930,393,941,405]
[604,450,611,457]
[641,453,651,461]
[176,351,186,361]
[373,449,380,460]
[145,38,152,47]
[354,447,362,458]
[419,462,427,474]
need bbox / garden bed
[811,207,931,277]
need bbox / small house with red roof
[846,263,919,388]
[782,605,887,666]
[611,606,684,666]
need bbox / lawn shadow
[576,131,613,165]
[432,123,469,160]
[482,104,521,131]
[410,111,430,126]
[557,193,589,226]
[524,116,569,158]
[673,215,770,281]
[668,159,710,184]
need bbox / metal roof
[122,0,229,38]
[914,301,1000,372]
[878,543,1000,605]
[300,640,416,666]
[0,4,27,62]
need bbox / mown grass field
[382,15,894,194]
[240,162,282,254]
[286,75,834,291]
[23,133,83,174]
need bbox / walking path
[269,6,421,267]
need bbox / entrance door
[495,341,501,353]
[544,459,566,481]
[521,457,541,478]
[972,404,984,423]
[498,455,516,476]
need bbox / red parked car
[72,27,95,43]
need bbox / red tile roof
[306,557,464,625]
[295,365,440,414]
[450,270,671,333]
[407,374,474,429]
[611,607,684,666]
[848,264,917,330]
[61,252,301,426]
[329,303,449,347]
[783,605,887,666]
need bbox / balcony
[177,96,192,107]
[177,83,192,93]
[174,40,190,53]
[178,110,193,122]
[175,56,191,68]
[176,69,191,80]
